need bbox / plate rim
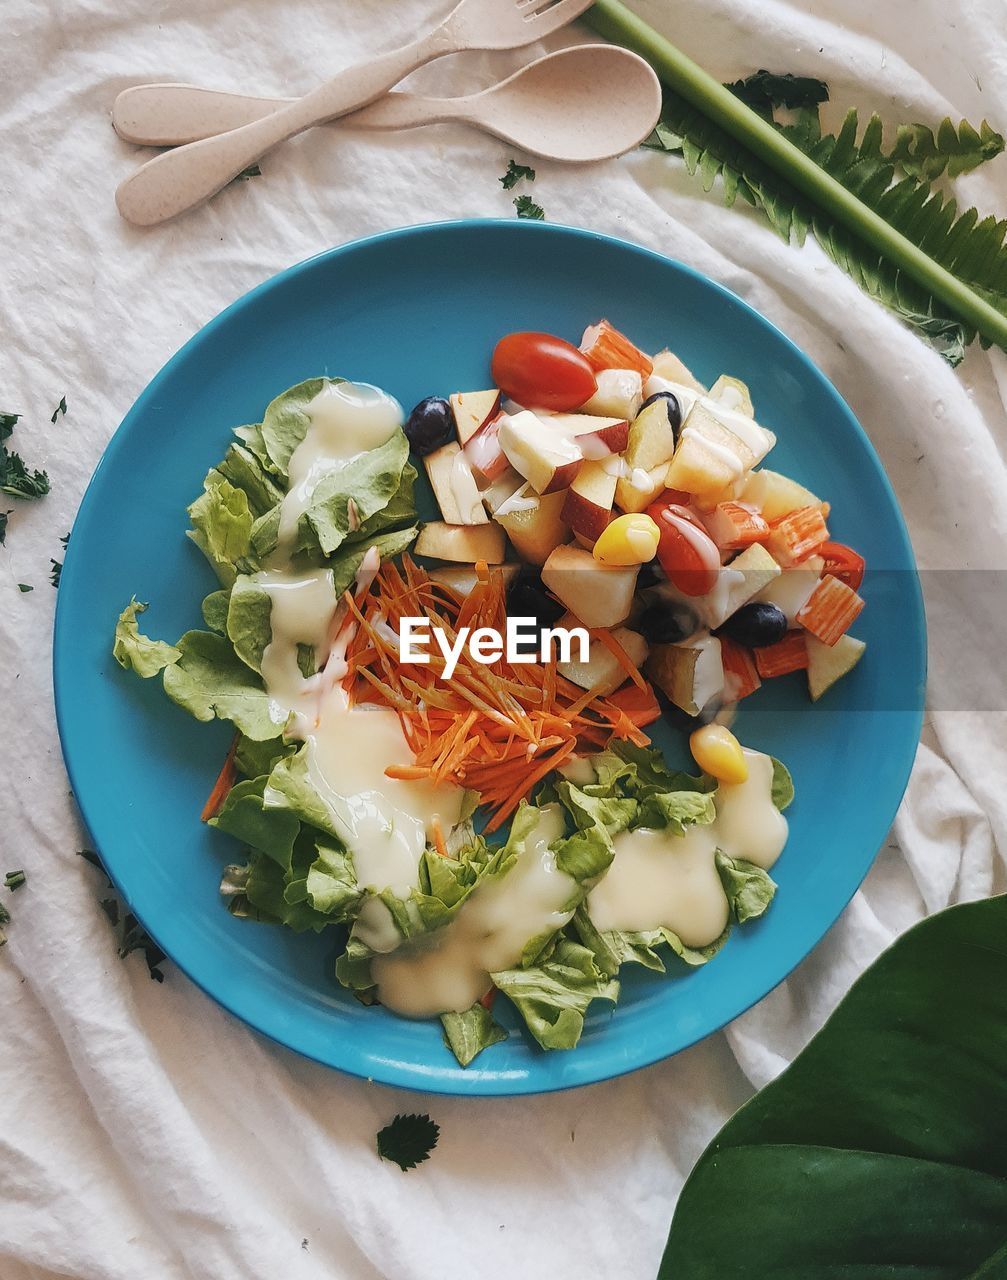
[53,218,926,1095]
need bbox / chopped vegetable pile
[109,316,866,1067]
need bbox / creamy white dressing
[254,380,463,907]
[680,425,744,478]
[712,749,788,869]
[371,805,573,1017]
[304,683,464,896]
[586,748,787,947]
[646,377,772,460]
[274,380,402,555]
[254,567,337,725]
[588,825,729,948]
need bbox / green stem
[586,0,1007,350]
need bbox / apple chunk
[498,410,583,494]
[556,622,649,695]
[646,634,724,717]
[807,632,865,701]
[546,412,630,458]
[423,442,488,525]
[578,369,643,422]
[562,460,617,544]
[415,521,506,564]
[494,489,569,565]
[463,416,512,484]
[541,544,638,628]
[451,390,501,446]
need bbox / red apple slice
[562,460,617,544]
[497,410,583,495]
[545,412,629,458]
[463,416,512,484]
[450,389,502,446]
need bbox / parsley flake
[500,159,536,190]
[0,510,12,546]
[238,164,262,179]
[79,849,167,981]
[17,583,33,593]
[50,558,62,588]
[376,1113,440,1171]
[514,194,545,221]
[0,411,19,443]
[50,395,67,424]
[0,450,50,499]
[0,898,9,945]
[4,870,25,891]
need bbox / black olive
[720,601,788,648]
[507,570,565,657]
[635,559,664,591]
[640,390,683,434]
[404,396,455,456]
[638,599,701,645]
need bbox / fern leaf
[646,87,1007,363]
[889,118,1004,180]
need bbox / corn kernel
[593,513,660,566]
[689,724,749,784]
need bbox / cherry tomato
[819,541,865,592]
[491,331,597,411]
[646,500,721,597]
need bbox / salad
[113,320,866,1066]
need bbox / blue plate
[54,221,925,1095]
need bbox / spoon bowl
[352,44,664,161]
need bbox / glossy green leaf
[662,896,1007,1278]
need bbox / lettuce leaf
[491,938,619,1051]
[187,472,254,587]
[304,837,362,919]
[638,788,717,833]
[572,906,725,978]
[215,442,284,517]
[201,587,231,634]
[208,776,300,867]
[295,434,413,558]
[112,599,181,678]
[715,851,777,923]
[162,630,280,740]
[234,732,292,780]
[771,757,795,811]
[441,1004,509,1067]
[226,574,274,673]
[259,378,328,478]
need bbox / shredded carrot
[201,735,238,822]
[346,555,653,830]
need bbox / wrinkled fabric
[2,1,1006,1277]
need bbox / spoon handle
[112,83,460,148]
[113,85,293,146]
[115,29,451,226]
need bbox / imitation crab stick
[797,575,865,646]
[766,506,830,567]
[754,630,811,679]
[580,319,654,379]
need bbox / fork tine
[520,0,594,26]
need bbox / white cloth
[2,1,1005,1276]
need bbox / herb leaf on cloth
[376,1114,440,1171]
[501,159,536,189]
[514,194,545,220]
